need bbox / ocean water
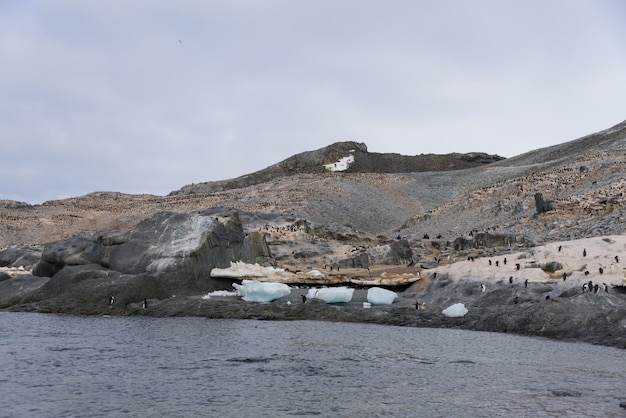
[1,312,625,417]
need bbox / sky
[2,1,626,204]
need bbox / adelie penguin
[109,296,115,306]
[142,299,148,309]
[480,284,486,292]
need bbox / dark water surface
[1,312,625,417]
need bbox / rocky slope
[1,119,626,347]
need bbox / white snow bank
[232,280,291,302]
[201,290,239,299]
[211,261,287,278]
[366,287,398,305]
[0,266,32,277]
[442,303,468,317]
[306,287,354,303]
[324,155,354,172]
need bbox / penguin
[489,260,492,266]
[524,279,528,288]
[509,276,513,284]
[301,294,307,303]
[583,248,587,257]
[514,296,520,304]
[584,270,590,276]
[599,267,604,275]
[558,245,562,252]
[615,255,619,263]
[588,280,593,291]
[582,283,588,292]
[603,283,609,292]
[562,272,567,281]
[503,257,507,265]
[594,284,599,293]
[415,300,419,310]
[480,284,486,292]
[545,295,550,300]
[516,263,521,271]
[109,296,115,306]
[142,299,147,309]
[495,260,499,267]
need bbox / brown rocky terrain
[1,120,625,256]
[1,120,626,348]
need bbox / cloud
[1,0,626,203]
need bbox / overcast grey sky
[2,1,625,204]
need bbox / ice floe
[442,303,468,317]
[306,287,354,303]
[232,279,291,302]
[366,287,398,305]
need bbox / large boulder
[28,209,272,307]
[0,246,43,269]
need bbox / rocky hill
[1,120,625,251]
[169,141,503,195]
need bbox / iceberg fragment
[232,280,291,302]
[442,303,468,317]
[306,287,354,303]
[366,287,398,305]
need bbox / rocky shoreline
[1,208,625,349]
[5,281,625,349]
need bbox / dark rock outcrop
[534,192,554,214]
[17,210,272,309]
[453,233,538,250]
[170,141,504,195]
[0,246,42,269]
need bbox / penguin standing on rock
[480,284,486,292]
[142,299,148,309]
[109,296,115,306]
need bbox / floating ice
[232,280,291,302]
[324,155,354,172]
[442,303,468,317]
[366,287,398,305]
[306,287,354,303]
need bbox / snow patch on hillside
[324,154,354,172]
